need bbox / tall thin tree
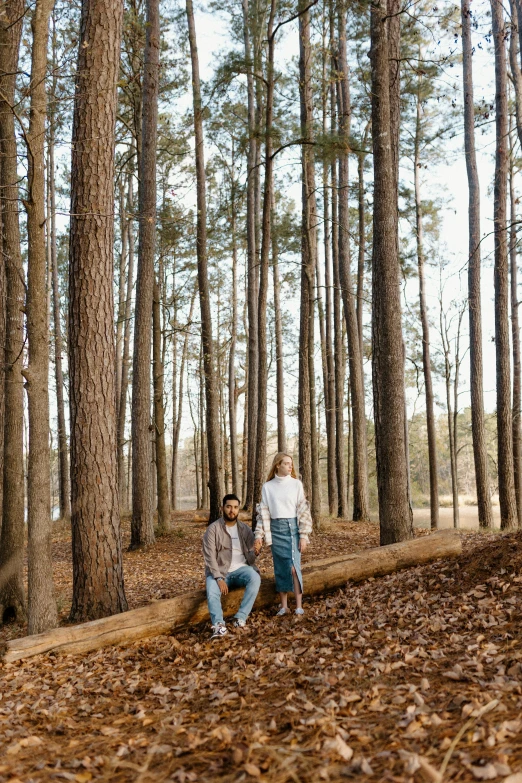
[24,0,57,634]
[186,0,223,522]
[130,0,160,548]
[461,0,492,528]
[0,0,26,623]
[491,0,517,530]
[370,0,413,544]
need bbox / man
[203,494,262,639]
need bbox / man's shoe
[232,618,246,628]
[210,623,227,640]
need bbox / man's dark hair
[223,493,241,506]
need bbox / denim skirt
[270,517,303,593]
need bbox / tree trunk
[356,126,369,347]
[491,0,518,531]
[272,196,286,453]
[298,0,320,517]
[509,133,522,526]
[461,0,492,528]
[0,0,26,624]
[370,0,412,545]
[130,0,160,548]
[68,0,127,621]
[4,531,462,664]
[172,290,196,509]
[23,0,57,635]
[48,13,70,523]
[322,67,336,515]
[242,0,258,513]
[153,279,170,534]
[186,0,223,523]
[115,178,128,417]
[337,7,370,522]
[330,8,346,519]
[414,90,439,530]
[229,171,240,494]
[118,172,135,510]
[508,7,522,527]
[252,0,277,514]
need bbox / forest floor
[1,514,522,783]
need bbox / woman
[255,452,313,615]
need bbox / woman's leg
[291,567,303,609]
[279,591,288,609]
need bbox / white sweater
[261,475,305,519]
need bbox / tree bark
[413,90,439,530]
[272,195,286,453]
[509,131,522,526]
[0,0,26,624]
[322,20,336,515]
[153,278,170,534]
[172,290,196,509]
[130,0,160,548]
[4,531,462,664]
[48,12,70,523]
[242,0,258,513]
[118,172,135,510]
[229,169,240,494]
[370,0,413,545]
[186,0,223,523]
[252,0,277,514]
[330,7,346,518]
[337,7,370,522]
[68,0,127,621]
[115,178,128,418]
[461,0,492,528]
[298,0,320,518]
[23,0,57,635]
[491,0,518,531]
[508,3,522,527]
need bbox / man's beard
[224,511,239,522]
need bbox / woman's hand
[254,539,263,555]
[299,539,307,554]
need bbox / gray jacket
[202,518,257,579]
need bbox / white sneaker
[276,607,288,616]
[232,618,246,628]
[210,623,227,639]
[294,608,305,616]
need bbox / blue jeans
[206,565,261,626]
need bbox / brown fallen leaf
[244,762,261,777]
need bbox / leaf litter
[0,517,521,782]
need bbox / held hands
[299,538,308,554]
[254,539,263,556]
[217,579,228,595]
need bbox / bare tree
[491,0,517,530]
[337,6,370,522]
[131,0,160,548]
[0,0,26,624]
[370,0,413,544]
[461,0,492,528]
[186,0,223,522]
[153,278,170,534]
[24,0,57,634]
[68,0,127,621]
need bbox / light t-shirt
[226,523,246,573]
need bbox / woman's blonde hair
[266,452,296,482]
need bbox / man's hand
[254,539,263,555]
[217,578,228,595]
[299,539,308,554]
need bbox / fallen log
[2,529,461,664]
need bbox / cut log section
[2,530,461,664]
